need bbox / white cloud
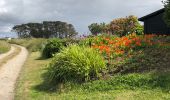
[0,0,164,33]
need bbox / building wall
[144,13,170,34]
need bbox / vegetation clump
[46,45,106,83]
[42,38,66,58]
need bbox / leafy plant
[42,38,66,58]
[46,45,106,83]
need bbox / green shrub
[42,38,66,58]
[47,45,106,83]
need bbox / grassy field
[15,52,170,100]
[0,41,10,54]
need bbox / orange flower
[135,41,141,46]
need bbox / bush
[42,38,66,58]
[46,45,106,83]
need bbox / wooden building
[139,8,170,35]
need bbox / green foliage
[88,23,108,35]
[15,52,170,100]
[46,45,106,83]
[88,15,143,37]
[0,41,10,54]
[83,74,150,91]
[9,38,46,52]
[12,21,78,38]
[82,72,170,92]
[42,38,66,58]
[164,0,170,27]
[63,38,80,45]
[79,33,117,47]
[135,24,144,35]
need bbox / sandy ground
[0,45,28,100]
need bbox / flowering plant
[82,33,158,64]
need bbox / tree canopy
[88,23,108,35]
[164,0,170,27]
[12,21,78,38]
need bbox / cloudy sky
[0,0,164,34]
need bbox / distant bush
[42,38,66,58]
[46,45,106,83]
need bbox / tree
[12,21,78,38]
[109,15,142,36]
[163,0,170,27]
[12,24,31,38]
[88,23,107,35]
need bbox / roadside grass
[0,45,21,67]
[15,51,170,100]
[9,38,47,52]
[0,41,10,54]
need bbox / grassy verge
[9,38,47,52]
[15,52,170,100]
[0,45,21,67]
[0,41,10,54]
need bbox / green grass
[0,45,21,67]
[0,41,10,54]
[9,38,47,52]
[15,52,170,100]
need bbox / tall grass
[9,38,47,52]
[0,41,10,54]
[46,45,106,83]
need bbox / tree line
[12,21,78,38]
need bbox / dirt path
[0,45,28,100]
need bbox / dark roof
[138,8,165,21]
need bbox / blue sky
[0,0,164,34]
